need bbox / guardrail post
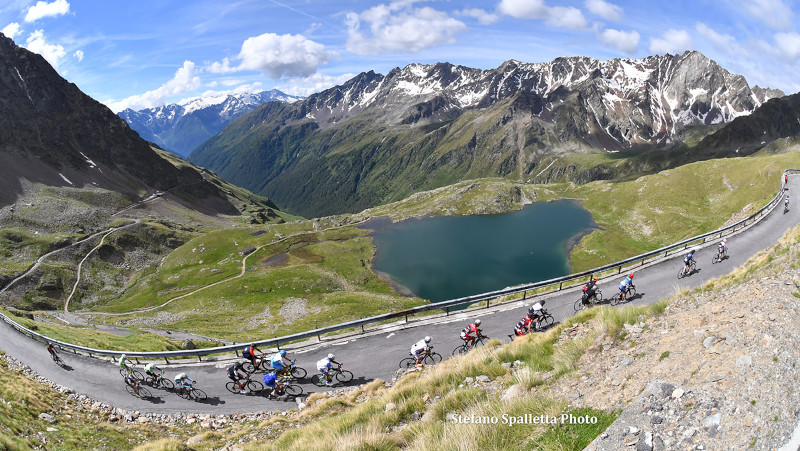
[135,358,140,364]
[641,259,645,266]
[559,282,563,291]
[523,291,527,299]
[164,357,169,364]
[485,299,490,308]
[318,334,322,342]
[618,266,622,274]
[405,315,408,323]
[198,356,202,362]
[445,307,449,316]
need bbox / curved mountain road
[0,177,797,415]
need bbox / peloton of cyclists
[316,353,342,386]
[460,319,483,348]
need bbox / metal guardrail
[2,170,797,362]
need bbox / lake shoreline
[562,199,601,275]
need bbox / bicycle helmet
[279,350,287,356]
[593,276,599,281]
[474,319,481,326]
[328,353,335,360]
[628,273,634,278]
[424,336,432,343]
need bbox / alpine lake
[365,199,597,303]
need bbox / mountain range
[0,32,282,225]
[187,51,784,217]
[119,90,303,157]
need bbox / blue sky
[2,0,800,112]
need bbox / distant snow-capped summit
[119,89,303,157]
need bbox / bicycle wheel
[425,352,443,365]
[677,267,686,279]
[290,366,307,379]
[119,368,129,378]
[595,290,603,302]
[247,380,264,392]
[145,375,157,386]
[226,382,239,394]
[138,387,152,399]
[627,286,636,299]
[452,344,468,356]
[610,293,621,306]
[574,298,586,312]
[125,385,138,397]
[712,253,719,264]
[310,374,324,386]
[284,385,303,396]
[541,314,554,329]
[474,337,487,348]
[242,361,255,373]
[190,389,207,401]
[336,370,354,383]
[131,370,144,381]
[399,357,417,369]
[159,378,174,390]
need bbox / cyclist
[226,361,249,393]
[618,273,635,301]
[786,195,790,211]
[410,336,432,367]
[316,353,342,386]
[46,343,57,359]
[270,349,290,377]
[513,315,533,338]
[460,319,483,348]
[582,276,599,305]
[242,343,262,368]
[174,372,194,397]
[124,373,140,396]
[263,371,284,397]
[684,249,696,275]
[144,362,161,378]
[527,301,546,330]
[717,240,727,259]
[118,354,132,373]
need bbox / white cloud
[585,0,623,21]
[179,82,265,103]
[345,1,467,55]
[497,0,588,30]
[695,23,747,56]
[2,22,22,39]
[104,61,202,112]
[208,33,334,78]
[546,7,587,30]
[73,49,83,62]
[24,30,66,68]
[277,73,357,97]
[649,29,694,55]
[457,8,499,25]
[599,28,639,54]
[774,32,800,63]
[497,0,548,19]
[220,78,246,87]
[24,0,70,23]
[739,0,793,30]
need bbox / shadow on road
[59,364,74,371]
[197,396,225,406]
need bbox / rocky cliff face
[189,51,782,217]
[119,90,303,157]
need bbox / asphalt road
[0,176,797,415]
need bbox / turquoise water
[368,200,595,303]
